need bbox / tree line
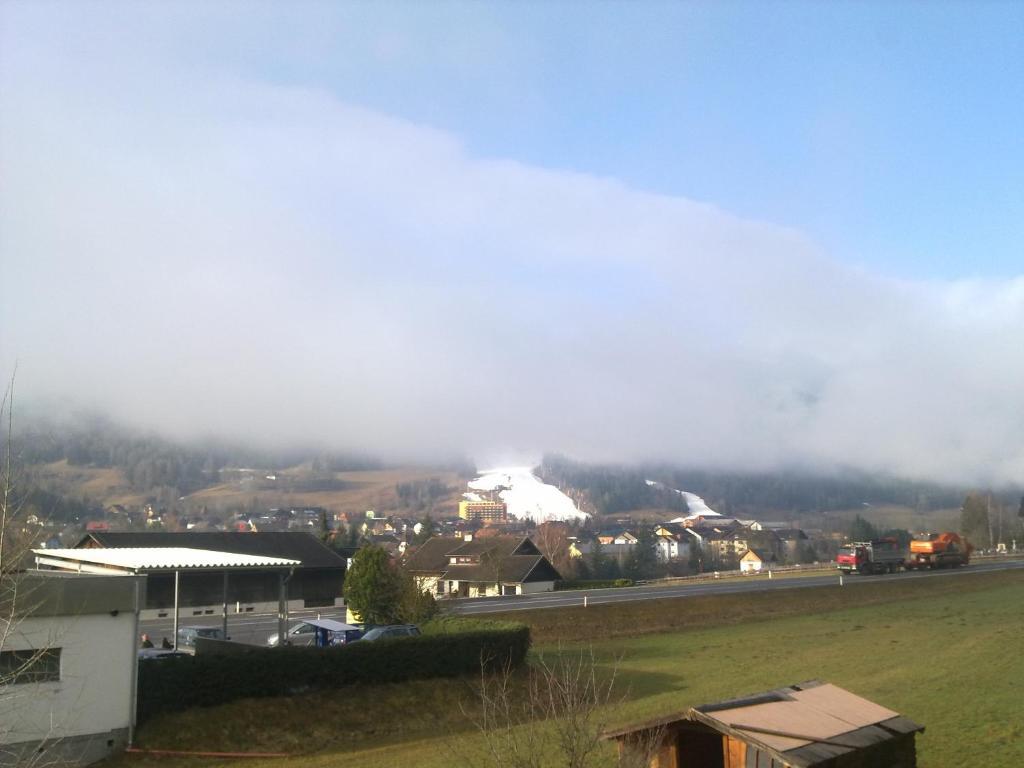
[538,454,1021,518]
[538,455,688,515]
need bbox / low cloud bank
[2,6,1022,485]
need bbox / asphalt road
[138,558,1024,645]
[448,557,1024,615]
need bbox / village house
[654,524,692,562]
[739,547,776,573]
[405,534,561,597]
[597,528,639,546]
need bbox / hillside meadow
[111,568,1024,768]
[28,460,465,518]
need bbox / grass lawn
[111,569,1024,768]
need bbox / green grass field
[112,569,1024,768]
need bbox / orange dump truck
[904,532,971,570]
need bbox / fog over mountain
[2,4,1023,485]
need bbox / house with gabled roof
[405,534,562,598]
[739,547,776,573]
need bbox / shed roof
[35,547,300,573]
[603,681,923,767]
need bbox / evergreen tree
[396,567,439,624]
[588,537,609,579]
[625,526,660,580]
[319,509,330,544]
[849,514,880,542]
[343,546,402,625]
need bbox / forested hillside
[538,454,1019,519]
[13,413,384,494]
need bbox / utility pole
[987,494,994,550]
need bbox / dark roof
[445,536,539,558]
[404,535,561,583]
[774,529,809,541]
[443,555,560,584]
[76,531,346,570]
[405,536,539,573]
[404,537,459,573]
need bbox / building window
[0,648,62,685]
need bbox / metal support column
[128,577,141,746]
[277,572,287,646]
[221,571,229,639]
[172,569,180,650]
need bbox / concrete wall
[1,611,136,764]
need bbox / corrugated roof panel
[35,547,300,570]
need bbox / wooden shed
[603,681,923,768]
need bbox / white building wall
[1,612,135,745]
[518,580,555,594]
[414,575,442,596]
[445,580,555,596]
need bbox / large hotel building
[458,499,509,523]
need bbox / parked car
[267,619,363,647]
[358,624,421,642]
[176,625,227,648]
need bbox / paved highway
[138,558,1024,645]
[448,557,1024,615]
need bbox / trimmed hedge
[554,578,634,590]
[137,620,530,723]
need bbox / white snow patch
[679,492,720,517]
[646,480,722,519]
[468,467,588,523]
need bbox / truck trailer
[904,532,971,570]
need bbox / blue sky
[2,1,1023,480]
[162,0,1023,280]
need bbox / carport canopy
[33,547,300,574]
[33,547,301,648]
